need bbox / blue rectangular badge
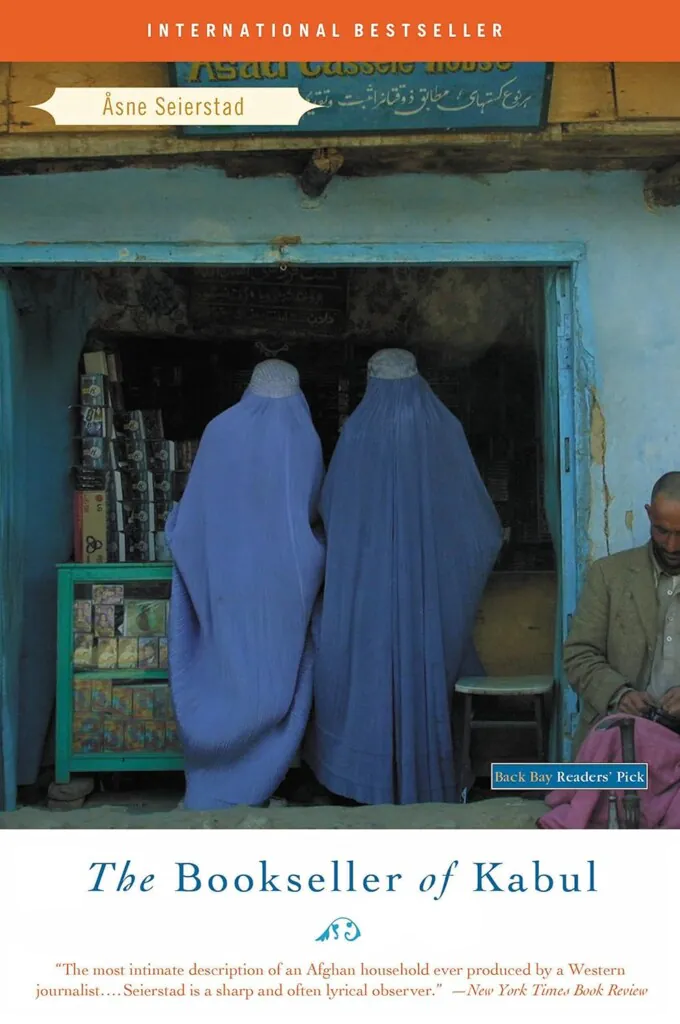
[490,762,649,790]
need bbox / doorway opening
[2,258,576,814]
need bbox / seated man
[564,472,680,752]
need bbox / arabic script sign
[189,267,348,336]
[171,62,553,135]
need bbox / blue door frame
[0,241,591,808]
[0,276,25,812]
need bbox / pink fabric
[538,714,680,829]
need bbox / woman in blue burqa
[305,348,502,805]
[166,359,325,810]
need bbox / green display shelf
[55,563,183,783]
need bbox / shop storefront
[2,62,680,811]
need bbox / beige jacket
[564,543,656,752]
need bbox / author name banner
[31,88,319,127]
[0,829,673,1020]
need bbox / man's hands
[618,690,654,716]
[661,686,680,718]
[617,686,680,718]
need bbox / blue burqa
[305,349,503,805]
[166,360,325,810]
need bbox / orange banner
[3,1,680,61]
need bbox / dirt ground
[0,797,542,829]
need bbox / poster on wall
[171,62,553,136]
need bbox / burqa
[305,348,502,805]
[166,360,325,810]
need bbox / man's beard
[652,537,680,572]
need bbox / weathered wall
[1,164,678,562]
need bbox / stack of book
[74,349,198,563]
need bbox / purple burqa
[305,349,503,805]
[166,360,325,810]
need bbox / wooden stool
[454,675,554,801]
